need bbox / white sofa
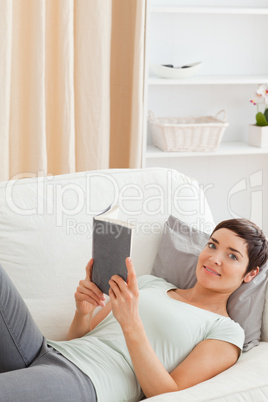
[0,167,268,401]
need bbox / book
[91,204,134,295]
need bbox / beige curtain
[0,0,146,181]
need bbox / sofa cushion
[152,215,268,351]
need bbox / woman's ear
[243,266,259,283]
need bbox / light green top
[47,275,244,402]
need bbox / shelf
[151,7,268,15]
[148,75,268,86]
[146,142,268,158]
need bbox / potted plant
[249,83,268,148]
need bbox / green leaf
[256,112,268,126]
[264,108,268,123]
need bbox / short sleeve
[206,317,245,351]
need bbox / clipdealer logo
[228,170,263,228]
[4,171,213,233]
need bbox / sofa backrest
[0,167,221,340]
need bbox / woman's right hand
[74,259,106,316]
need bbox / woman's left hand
[109,257,140,332]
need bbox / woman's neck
[174,284,230,316]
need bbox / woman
[0,218,267,402]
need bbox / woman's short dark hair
[211,218,268,274]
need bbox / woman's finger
[75,291,99,307]
[78,279,105,305]
[110,274,128,293]
[126,258,138,289]
[85,258,94,280]
[109,276,124,298]
[77,283,101,301]
[84,260,105,300]
[80,277,103,297]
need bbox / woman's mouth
[204,266,221,276]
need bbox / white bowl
[149,62,203,79]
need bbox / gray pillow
[152,215,268,352]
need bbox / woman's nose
[209,252,222,265]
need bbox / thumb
[126,257,137,287]
[86,258,94,280]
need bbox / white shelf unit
[146,142,268,159]
[151,6,268,15]
[149,76,268,85]
[142,1,268,234]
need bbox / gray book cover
[92,218,132,295]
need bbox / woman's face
[196,228,254,295]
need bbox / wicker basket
[148,110,228,152]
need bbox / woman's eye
[229,254,237,261]
[207,242,216,249]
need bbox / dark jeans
[0,264,97,402]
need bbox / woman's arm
[124,329,239,397]
[109,258,240,398]
[68,259,108,340]
[168,338,239,392]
